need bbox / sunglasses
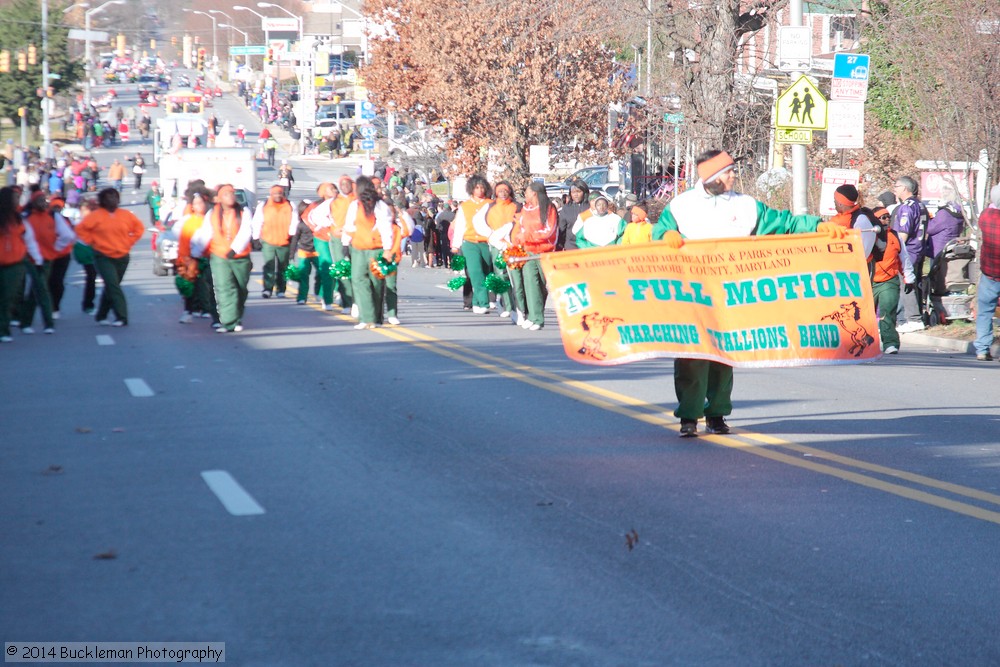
[878,214,890,220]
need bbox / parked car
[545,166,615,199]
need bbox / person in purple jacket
[891,176,930,333]
[924,185,966,260]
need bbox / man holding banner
[652,150,845,438]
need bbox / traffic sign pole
[789,0,807,216]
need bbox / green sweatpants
[461,241,494,309]
[873,276,901,349]
[260,241,291,293]
[383,269,397,322]
[210,255,252,330]
[350,247,383,325]
[315,239,334,306]
[521,259,548,325]
[19,260,55,329]
[673,358,734,421]
[93,252,130,324]
[294,256,320,303]
[0,262,26,337]
[328,236,353,308]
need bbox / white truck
[156,147,257,200]
[152,113,210,163]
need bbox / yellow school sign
[776,75,828,131]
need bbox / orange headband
[697,151,735,183]
[834,191,857,207]
[631,207,648,221]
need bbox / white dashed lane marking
[124,378,154,397]
[201,470,266,516]
[97,335,115,346]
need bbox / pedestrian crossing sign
[775,74,828,131]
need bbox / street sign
[820,168,860,216]
[360,139,376,151]
[359,101,376,120]
[774,128,813,145]
[778,26,812,72]
[831,53,870,101]
[230,45,267,56]
[826,100,865,149]
[262,17,299,32]
[775,75,828,131]
[359,124,377,140]
[663,112,684,124]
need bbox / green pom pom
[284,265,302,282]
[174,276,194,298]
[484,273,511,294]
[494,252,507,270]
[447,276,468,291]
[330,258,352,279]
[451,254,466,272]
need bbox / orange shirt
[76,208,144,258]
[178,214,205,260]
[260,200,293,247]
[25,211,59,261]
[0,221,27,266]
[351,206,383,250]
[209,206,250,258]
[329,193,356,238]
[461,199,491,243]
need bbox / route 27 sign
[831,53,871,101]
[775,75,828,131]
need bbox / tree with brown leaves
[364,0,628,186]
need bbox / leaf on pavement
[75,426,92,434]
[93,549,117,560]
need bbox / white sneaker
[472,306,488,314]
[276,292,286,299]
[520,319,533,329]
[884,345,899,354]
[489,301,497,310]
[353,322,375,330]
[111,320,125,327]
[0,336,12,343]
[233,324,244,332]
[321,303,332,311]
[499,310,511,318]
[52,311,60,320]
[350,304,359,318]
[179,312,193,324]
[527,322,541,331]
[21,327,35,334]
[896,321,925,333]
[515,311,525,326]
[98,319,114,326]
[387,316,401,326]
[9,320,19,328]
[43,328,55,334]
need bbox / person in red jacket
[75,188,145,326]
[974,183,1000,361]
[512,182,558,330]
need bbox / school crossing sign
[775,75,828,131]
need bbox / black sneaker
[679,419,699,438]
[705,417,731,435]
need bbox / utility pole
[790,0,808,215]
[41,0,52,159]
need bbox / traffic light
[265,48,273,65]
[17,51,27,71]
[17,107,25,118]
[0,50,9,73]
[27,44,36,66]
[171,36,177,46]
[197,47,206,71]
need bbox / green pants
[382,269,397,322]
[461,241,494,308]
[328,236,353,308]
[521,258,548,325]
[509,266,525,318]
[210,255,252,330]
[260,241,291,293]
[315,239,334,306]
[0,262,26,337]
[350,247,384,325]
[93,252,130,324]
[294,256,320,303]
[19,260,55,329]
[873,276,901,349]
[673,358,734,421]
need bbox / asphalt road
[5,71,1000,666]
[3,217,1000,666]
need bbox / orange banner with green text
[539,231,881,367]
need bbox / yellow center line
[353,319,1000,524]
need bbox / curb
[901,332,974,354]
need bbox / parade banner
[540,231,881,367]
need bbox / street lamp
[330,1,367,65]
[256,2,303,48]
[209,10,234,66]
[234,5,270,62]
[84,0,125,108]
[184,9,218,68]
[219,24,250,68]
